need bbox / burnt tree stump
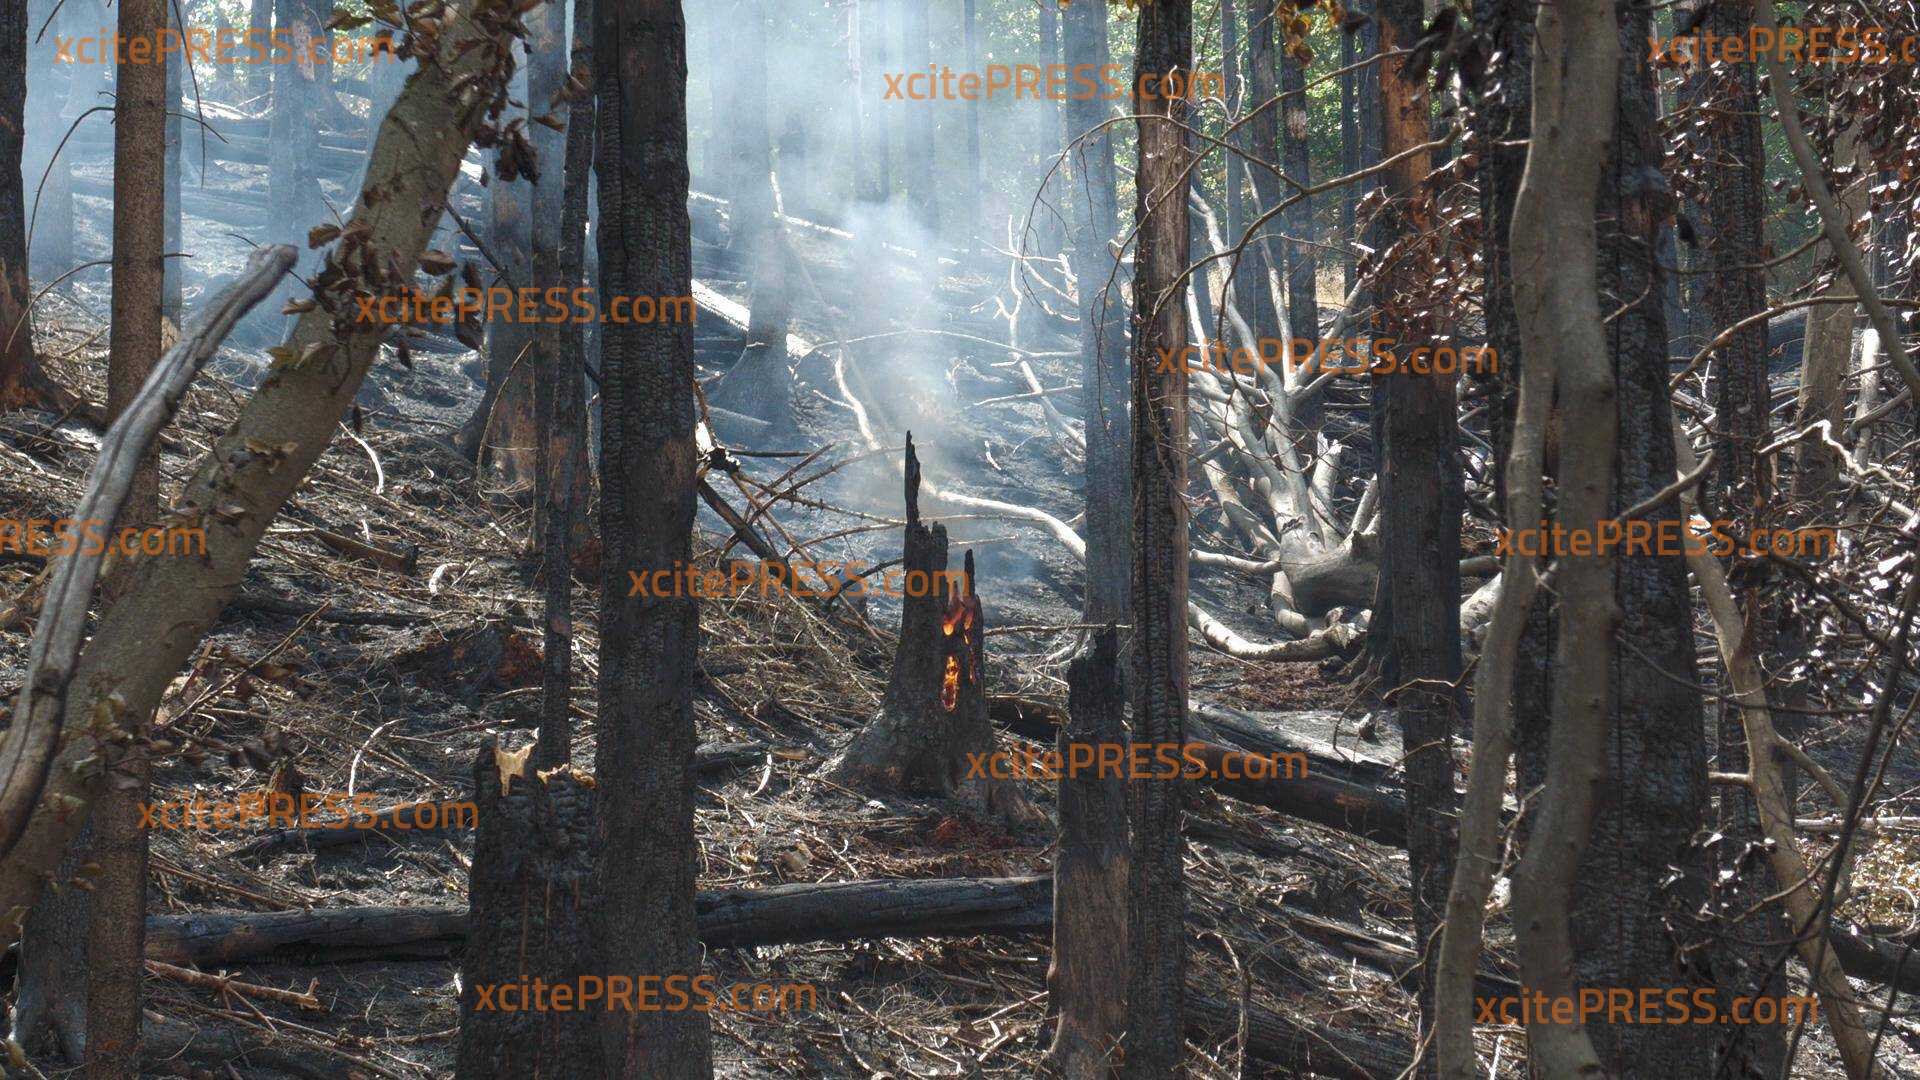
[456,739,599,1077]
[826,436,1026,818]
[1047,626,1131,1077]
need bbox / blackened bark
[530,0,575,767]
[1373,0,1461,1071]
[590,0,712,1070]
[0,0,70,413]
[1124,1,1193,1073]
[456,742,598,1075]
[1047,628,1130,1078]
[1342,16,1382,297]
[1582,5,1710,1071]
[1062,0,1130,627]
[1694,3,1785,1071]
[164,0,182,325]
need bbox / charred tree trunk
[0,0,75,414]
[1243,5,1283,341]
[1047,628,1130,1078]
[463,57,540,494]
[1340,15,1380,297]
[1280,38,1314,354]
[706,0,794,433]
[1694,2,1786,1070]
[1061,0,1129,627]
[826,438,1009,812]
[456,742,598,1075]
[1124,0,1194,1073]
[589,0,712,1070]
[164,0,183,326]
[1372,0,1461,1070]
[529,0,578,767]
[1573,5,1710,1071]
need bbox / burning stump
[825,437,1029,820]
[456,739,599,1077]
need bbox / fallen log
[988,697,1411,846]
[142,876,1418,1077]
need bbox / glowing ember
[941,655,961,712]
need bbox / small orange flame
[941,655,961,712]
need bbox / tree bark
[900,0,935,237]
[1694,2,1787,1070]
[456,742,598,1076]
[590,0,712,1070]
[1061,0,1129,627]
[1370,0,1462,1069]
[1124,0,1194,1072]
[463,56,540,494]
[1047,628,1130,1078]
[85,0,171,1067]
[1792,120,1866,511]
[0,0,76,414]
[529,0,578,767]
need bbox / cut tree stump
[455,740,598,1077]
[825,435,1029,820]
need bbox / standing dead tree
[0,0,523,948]
[587,0,712,1071]
[1124,0,1195,1072]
